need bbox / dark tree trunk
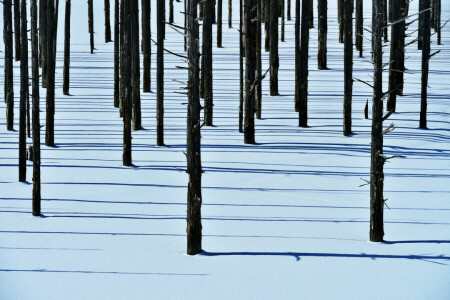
[256,0,262,119]
[436,0,441,45]
[19,0,28,182]
[244,0,256,144]
[239,0,244,132]
[54,0,60,65]
[14,0,21,61]
[4,0,14,131]
[217,0,223,47]
[228,0,232,28]
[383,0,388,42]
[46,0,56,147]
[212,0,216,24]
[308,0,314,28]
[298,0,310,127]
[269,0,279,95]
[295,0,300,112]
[31,0,41,215]
[418,0,423,50]
[122,0,132,166]
[420,0,430,129]
[370,0,385,243]
[169,0,174,24]
[281,0,285,42]
[343,0,353,136]
[203,0,214,126]
[41,0,48,87]
[318,0,328,69]
[397,0,406,96]
[338,0,344,43]
[131,0,141,131]
[185,0,188,51]
[119,0,125,116]
[157,0,165,145]
[287,0,291,20]
[142,0,151,92]
[264,0,270,52]
[186,0,202,256]
[355,0,363,57]
[63,0,71,96]
[114,0,120,106]
[88,0,94,53]
[105,0,112,42]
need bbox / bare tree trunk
[244,0,256,144]
[203,0,214,126]
[239,0,244,132]
[186,0,202,256]
[41,0,48,87]
[318,0,328,69]
[142,0,151,92]
[131,0,141,131]
[397,0,406,96]
[14,0,21,61]
[105,0,112,42]
[264,0,270,52]
[420,0,430,129]
[53,0,60,65]
[295,0,300,112]
[355,0,363,57]
[269,0,279,95]
[19,0,28,182]
[217,0,223,47]
[281,0,285,42]
[370,0,385,242]
[120,0,125,116]
[338,0,344,43]
[343,0,353,136]
[436,0,441,45]
[169,0,174,24]
[256,0,262,119]
[418,0,423,50]
[4,0,14,131]
[185,0,188,50]
[287,0,291,20]
[309,0,314,28]
[88,0,94,54]
[298,0,310,127]
[383,0,388,42]
[46,0,56,147]
[157,0,165,145]
[122,0,132,166]
[228,0,232,28]
[63,0,71,96]
[114,0,120,106]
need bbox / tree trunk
[295,0,300,112]
[217,0,223,47]
[370,0,385,243]
[343,0,353,136]
[355,0,363,57]
[186,0,202,256]
[269,0,279,95]
[88,0,94,54]
[157,0,165,145]
[4,0,14,131]
[299,0,310,127]
[119,0,125,116]
[228,0,232,28]
[142,0,151,92]
[287,0,291,20]
[256,0,262,119]
[122,0,132,166]
[203,0,214,126]
[239,0,244,132]
[244,0,256,144]
[436,0,441,45]
[19,0,28,182]
[53,0,60,66]
[14,0,21,61]
[46,0,56,147]
[420,0,430,129]
[114,0,120,106]
[338,0,344,43]
[105,0,112,42]
[383,0,388,42]
[169,0,174,24]
[41,0,48,87]
[318,0,327,69]
[418,0,423,50]
[264,0,270,52]
[63,0,71,96]
[31,0,41,216]
[131,0,141,131]
[281,0,285,42]
[309,0,314,28]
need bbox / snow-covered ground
[0,0,449,299]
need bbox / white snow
[0,0,449,299]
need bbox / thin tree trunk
[157,0,165,145]
[355,0,363,57]
[295,0,300,111]
[41,0,48,87]
[343,0,353,136]
[418,0,423,50]
[281,0,285,42]
[436,0,441,45]
[217,0,223,47]
[203,0,214,126]
[186,0,202,256]
[14,0,21,61]
[239,0,244,132]
[287,0,291,20]
[228,0,232,28]
[269,0,279,95]
[169,0,174,24]
[264,0,270,52]
[131,0,141,130]
[46,0,56,147]
[256,0,262,119]
[370,0,385,242]
[88,0,94,54]
[53,0,60,64]
[120,0,125,116]
[63,0,71,96]
[397,0,406,96]
[338,0,344,43]
[114,0,120,105]
[105,0,112,42]
[4,0,14,131]
[185,0,188,51]
[420,0,430,129]
[309,0,314,28]
[19,0,28,182]
[318,0,328,69]
[299,0,310,127]
[143,0,151,92]
[123,0,132,166]
[383,0,388,42]
[244,0,256,144]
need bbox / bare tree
[46,0,56,147]
[157,0,165,145]
[19,0,28,182]
[218,0,223,47]
[4,0,14,131]
[14,0,21,61]
[269,0,279,95]
[318,0,328,69]
[298,0,310,127]
[343,0,353,136]
[256,0,262,119]
[63,0,71,95]
[143,0,151,92]
[355,0,363,57]
[114,0,120,106]
[420,0,431,129]
[239,0,244,132]
[131,0,141,131]
[203,0,214,126]
[244,0,256,144]
[122,0,132,166]
[88,0,94,53]
[105,0,112,42]
[228,0,232,28]
[338,0,344,43]
[295,0,300,112]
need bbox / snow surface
[0,0,449,299]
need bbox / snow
[0,0,449,299]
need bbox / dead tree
[169,0,174,24]
[122,0,132,166]
[355,0,363,57]
[14,0,21,61]
[318,0,328,69]
[46,0,56,147]
[40,0,48,88]
[239,0,244,132]
[281,0,285,42]
[114,0,120,106]
[343,0,353,136]
[63,0,71,95]
[264,0,269,52]
[228,0,232,28]
[256,0,262,119]
[244,0,256,144]
[131,0,141,131]
[269,0,279,96]
[31,0,41,216]
[299,0,310,127]
[203,0,214,126]
[287,0,291,20]
[436,0,441,45]
[186,0,203,256]
[418,0,423,50]
[383,0,388,42]
[19,0,28,182]
[420,0,431,129]
[218,0,223,47]
[143,0,151,92]
[88,0,94,53]
[157,0,165,145]
[295,0,300,111]
[4,0,14,131]
[105,0,112,42]
[308,0,313,28]
[338,0,344,43]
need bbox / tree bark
[264,0,269,52]
[186,0,202,256]
[338,0,344,43]
[14,0,21,61]
[46,0,56,147]
[114,0,120,106]
[418,0,423,50]
[256,0,262,119]
[217,0,223,47]
[142,0,151,92]
[203,0,214,126]
[41,0,48,87]
[105,0,112,42]
[420,0,430,129]
[287,0,291,20]
[299,0,310,127]
[239,0,244,132]
[4,0,14,131]
[269,0,279,95]
[131,0,141,131]
[383,0,388,42]
[281,0,285,42]
[318,0,327,69]
[244,0,256,144]
[122,0,132,166]
[157,0,165,145]
[436,0,441,45]
[119,0,125,116]
[19,0,28,182]
[228,0,232,28]
[355,0,363,57]
[63,0,71,96]
[309,0,314,28]
[343,0,353,136]
[169,0,174,24]
[295,0,300,112]
[88,0,94,53]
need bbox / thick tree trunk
[203,0,214,126]
[418,0,423,50]
[122,0,132,166]
[299,0,310,127]
[114,0,120,106]
[157,0,165,145]
[318,0,328,69]
[295,0,300,111]
[269,0,279,95]
[46,0,56,147]
[370,0,385,242]
[244,0,256,144]
[420,0,430,129]
[343,0,353,136]
[217,0,223,47]
[19,0,28,182]
[264,0,270,52]
[54,0,60,65]
[4,0,14,131]
[338,0,344,43]
[41,0,48,87]
[63,0,71,96]
[31,0,41,215]
[287,0,291,20]
[281,0,285,42]
[239,0,244,132]
[383,0,388,42]
[142,0,151,92]
[14,0,21,61]
[169,0,174,24]
[88,0,94,54]
[186,0,202,256]
[355,0,363,57]
[131,0,141,130]
[105,0,112,42]
[119,0,125,116]
[256,0,262,119]
[309,0,314,28]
